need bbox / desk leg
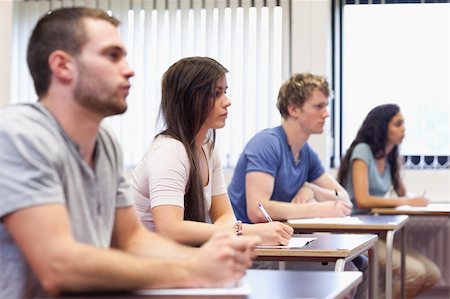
[401,226,406,299]
[386,231,395,299]
[368,244,378,299]
[334,259,345,271]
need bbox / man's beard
[74,64,128,117]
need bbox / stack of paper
[395,203,450,212]
[135,281,251,295]
[255,237,316,249]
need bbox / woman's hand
[243,222,293,246]
[405,196,429,207]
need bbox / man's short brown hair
[27,7,120,97]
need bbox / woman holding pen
[337,103,441,298]
[130,57,293,246]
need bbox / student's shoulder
[353,143,371,154]
[248,127,283,147]
[351,143,373,161]
[143,135,188,161]
[0,103,59,140]
[0,103,67,161]
[241,128,285,160]
[1,103,44,126]
[152,135,184,150]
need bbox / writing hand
[245,222,293,246]
[407,197,429,207]
[320,200,352,217]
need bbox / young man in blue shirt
[228,73,368,298]
[229,73,352,222]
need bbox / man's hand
[317,200,352,217]
[291,184,315,204]
[185,232,260,287]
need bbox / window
[336,1,450,168]
[11,0,289,168]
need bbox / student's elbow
[38,249,79,295]
[40,274,63,296]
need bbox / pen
[334,189,339,206]
[257,203,273,222]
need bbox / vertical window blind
[11,0,289,168]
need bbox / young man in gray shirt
[0,7,258,298]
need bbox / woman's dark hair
[158,57,228,222]
[337,104,402,193]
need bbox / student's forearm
[158,221,235,246]
[119,226,195,259]
[255,200,351,220]
[39,242,196,295]
[257,200,322,220]
[308,183,350,203]
[355,195,408,209]
[213,212,237,225]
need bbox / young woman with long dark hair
[337,103,441,298]
[131,57,293,246]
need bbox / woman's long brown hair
[158,57,228,222]
[337,104,402,194]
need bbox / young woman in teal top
[337,104,441,298]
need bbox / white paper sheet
[135,281,251,295]
[255,237,316,249]
[395,203,450,212]
[287,216,364,225]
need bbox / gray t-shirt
[345,143,392,215]
[0,103,133,298]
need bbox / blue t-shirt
[228,126,325,223]
[345,143,392,215]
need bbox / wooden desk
[53,269,363,299]
[372,203,450,216]
[287,215,409,299]
[255,233,378,298]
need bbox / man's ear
[287,103,301,118]
[48,50,75,83]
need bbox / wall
[291,0,332,164]
[2,0,449,201]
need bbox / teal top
[345,143,392,215]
